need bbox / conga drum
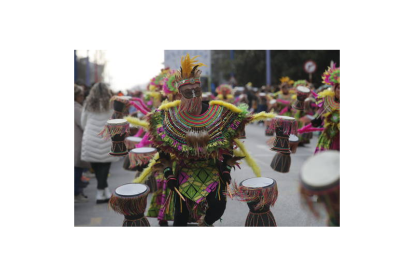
[233,177,278,227]
[109,183,151,226]
[99,119,130,156]
[111,96,131,119]
[289,134,299,154]
[127,147,156,170]
[293,86,310,111]
[124,137,143,150]
[128,147,157,192]
[270,116,297,173]
[122,137,143,171]
[300,150,340,226]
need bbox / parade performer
[126,54,269,226]
[311,64,340,153]
[273,76,296,116]
[292,80,312,145]
[144,69,180,226]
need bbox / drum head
[297,86,310,93]
[300,150,340,191]
[131,147,156,154]
[126,137,143,143]
[289,134,299,142]
[107,119,128,125]
[115,183,148,197]
[241,177,275,188]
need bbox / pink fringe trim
[311,90,318,99]
[276,99,290,105]
[135,127,144,138]
[298,127,324,134]
[279,106,289,115]
[130,97,151,112]
[137,132,151,148]
[230,181,278,211]
[128,151,156,168]
[98,124,130,140]
[130,101,148,115]
[297,123,324,134]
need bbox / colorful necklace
[325,95,340,111]
[173,105,223,128]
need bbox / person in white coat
[75,84,89,203]
[81,83,119,203]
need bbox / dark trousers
[75,167,83,195]
[90,162,111,190]
[173,183,227,226]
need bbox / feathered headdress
[216,84,233,95]
[175,54,206,90]
[293,80,309,88]
[322,64,340,86]
[150,68,170,92]
[279,77,295,87]
[162,69,178,95]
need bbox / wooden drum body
[300,150,340,226]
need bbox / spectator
[75,84,89,203]
[81,83,120,204]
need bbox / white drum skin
[107,119,128,125]
[126,137,143,143]
[300,151,340,190]
[130,147,156,154]
[297,86,310,94]
[241,177,275,188]
[115,183,148,197]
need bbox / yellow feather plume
[146,91,162,100]
[159,100,181,110]
[234,139,261,177]
[252,112,276,122]
[125,116,149,129]
[179,54,206,79]
[209,100,242,113]
[280,76,292,84]
[133,153,160,183]
[318,89,335,98]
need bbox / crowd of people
[74,54,340,227]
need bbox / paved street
[75,123,327,227]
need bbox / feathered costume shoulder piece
[322,64,340,86]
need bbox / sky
[76,50,165,91]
